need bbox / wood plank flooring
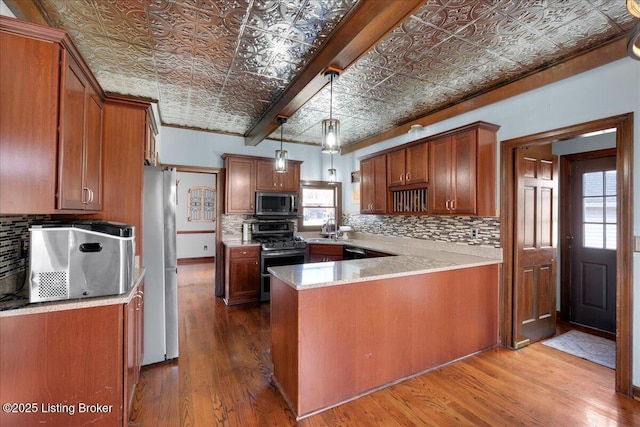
[129,263,640,426]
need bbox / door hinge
[513,338,531,349]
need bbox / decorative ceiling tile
[37,0,634,148]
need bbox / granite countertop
[0,268,146,318]
[269,232,502,290]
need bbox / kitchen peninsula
[269,235,501,419]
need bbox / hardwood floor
[129,263,640,426]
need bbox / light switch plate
[635,236,640,252]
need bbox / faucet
[326,218,338,241]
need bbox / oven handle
[261,249,307,258]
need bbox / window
[582,170,616,249]
[299,181,342,231]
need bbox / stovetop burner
[255,236,306,251]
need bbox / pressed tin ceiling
[34,0,636,149]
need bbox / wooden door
[429,137,452,214]
[451,130,476,214]
[83,90,103,211]
[405,143,428,185]
[386,149,406,187]
[58,54,87,210]
[569,156,617,332]
[513,146,558,348]
[225,156,255,213]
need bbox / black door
[569,155,617,332]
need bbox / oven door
[260,248,306,302]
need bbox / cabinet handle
[406,172,410,182]
[242,250,247,255]
[400,173,404,182]
[83,187,90,204]
[88,188,94,204]
[280,183,283,187]
[451,199,455,211]
[446,200,450,211]
[273,182,277,187]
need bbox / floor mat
[541,330,615,369]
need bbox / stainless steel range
[251,221,306,302]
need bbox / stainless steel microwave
[255,192,299,218]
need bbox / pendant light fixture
[321,69,340,154]
[275,115,288,173]
[328,153,337,184]
[628,0,640,18]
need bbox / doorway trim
[500,113,634,396]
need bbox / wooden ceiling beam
[341,36,629,155]
[2,0,49,26]
[244,0,425,146]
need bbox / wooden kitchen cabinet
[387,143,428,188]
[57,50,104,211]
[256,158,301,192]
[307,243,343,263]
[96,96,149,257]
[429,122,499,216]
[0,17,104,214]
[224,155,256,214]
[224,154,303,214]
[360,155,387,214]
[224,245,260,305]
[0,286,145,427]
[124,283,144,420]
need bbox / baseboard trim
[633,386,640,401]
[178,257,215,265]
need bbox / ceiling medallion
[275,116,288,173]
[321,68,341,154]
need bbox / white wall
[159,57,640,385]
[175,171,216,259]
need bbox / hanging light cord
[280,121,284,150]
[329,72,334,120]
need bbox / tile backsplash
[342,213,501,248]
[0,215,50,281]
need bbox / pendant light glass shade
[321,70,340,154]
[628,0,640,18]
[275,116,288,173]
[328,152,337,184]
[321,118,340,154]
[328,168,337,183]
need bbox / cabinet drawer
[228,246,260,259]
[307,244,343,256]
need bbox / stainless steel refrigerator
[142,166,179,365]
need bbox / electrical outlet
[470,228,478,238]
[204,245,208,251]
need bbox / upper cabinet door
[58,55,87,210]
[0,30,60,214]
[386,149,406,187]
[83,90,103,211]
[256,159,278,191]
[429,137,453,214]
[450,130,476,214]
[278,162,300,192]
[225,156,256,214]
[58,52,104,211]
[405,143,428,185]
